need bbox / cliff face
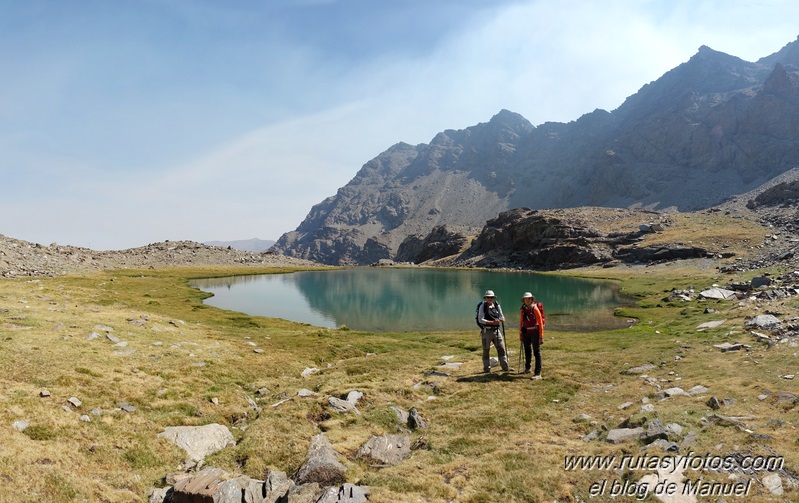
[273,37,799,266]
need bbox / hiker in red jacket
[519,292,545,379]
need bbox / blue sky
[2,0,798,250]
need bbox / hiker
[478,290,511,373]
[519,292,544,379]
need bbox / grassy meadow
[1,250,797,501]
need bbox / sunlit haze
[3,0,797,250]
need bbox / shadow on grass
[456,372,531,383]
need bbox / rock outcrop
[273,37,799,265]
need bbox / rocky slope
[0,237,317,278]
[273,36,799,266]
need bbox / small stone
[68,397,82,408]
[118,402,136,413]
[80,415,91,422]
[39,389,51,398]
[618,401,634,410]
[301,367,319,378]
[12,420,29,432]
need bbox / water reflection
[190,268,635,332]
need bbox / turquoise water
[190,268,635,332]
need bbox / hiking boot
[483,368,491,373]
[502,367,514,373]
[530,374,542,380]
[522,368,532,374]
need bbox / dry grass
[0,260,797,502]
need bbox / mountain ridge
[272,36,799,266]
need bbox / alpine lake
[190,268,636,333]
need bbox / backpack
[475,300,501,329]
[521,301,546,327]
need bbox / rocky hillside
[273,36,799,266]
[0,237,317,278]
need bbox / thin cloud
[2,0,798,249]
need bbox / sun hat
[522,292,533,299]
[483,290,495,298]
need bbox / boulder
[408,408,428,430]
[158,423,235,462]
[699,288,737,300]
[316,483,370,503]
[294,434,348,487]
[744,314,781,329]
[623,363,656,375]
[356,434,412,466]
[606,427,645,444]
[171,467,261,503]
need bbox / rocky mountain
[274,36,799,266]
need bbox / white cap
[522,292,533,299]
[483,290,495,298]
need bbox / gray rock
[294,434,347,486]
[699,288,737,300]
[686,385,709,396]
[706,397,721,410]
[148,487,172,503]
[775,391,798,404]
[408,408,428,430]
[680,431,699,449]
[644,438,679,452]
[263,469,294,503]
[158,423,235,462]
[316,483,369,503]
[696,319,726,329]
[328,397,360,415]
[745,314,781,329]
[713,342,747,352]
[106,333,120,343]
[665,423,684,437]
[356,434,412,466]
[119,402,136,413]
[751,276,772,288]
[297,389,315,397]
[624,363,656,375]
[606,427,645,444]
[664,387,688,397]
[170,467,266,503]
[12,420,28,432]
[68,396,82,408]
[301,367,319,378]
[345,391,363,405]
[762,473,783,495]
[390,406,409,428]
[644,419,668,441]
[285,482,321,503]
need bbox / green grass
[0,257,796,501]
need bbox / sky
[2,0,799,250]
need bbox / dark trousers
[521,327,542,375]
